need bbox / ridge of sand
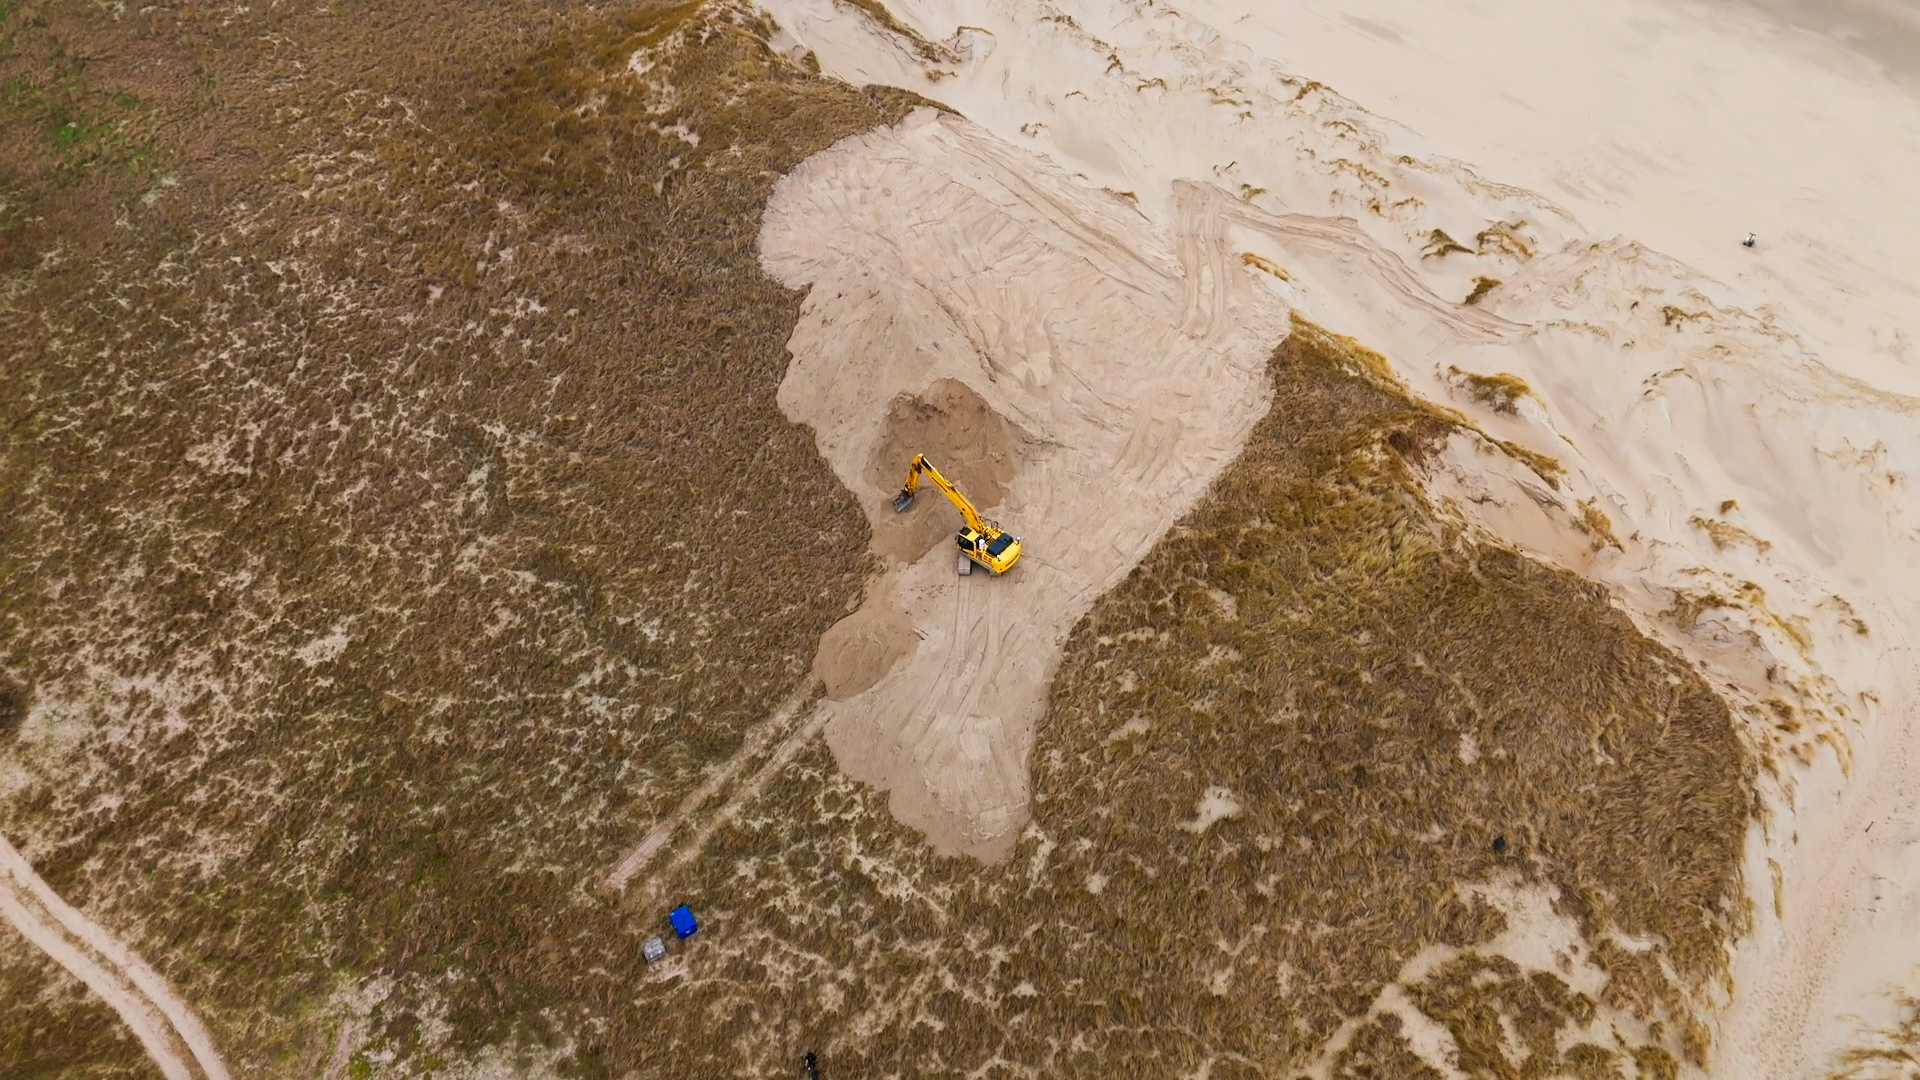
[758,0,1920,1072]
[0,835,231,1080]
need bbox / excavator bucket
[892,489,916,513]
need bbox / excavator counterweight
[892,454,1023,575]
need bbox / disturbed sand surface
[762,107,1288,860]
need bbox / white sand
[757,0,1920,1073]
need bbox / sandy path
[760,107,1290,861]
[646,697,838,894]
[0,835,231,1080]
[605,679,818,893]
[759,0,1920,1070]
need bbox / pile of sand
[861,378,1031,565]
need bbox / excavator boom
[891,454,1023,574]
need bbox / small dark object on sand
[1742,232,1757,248]
[1492,835,1508,855]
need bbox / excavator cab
[955,526,1022,574]
[893,454,1023,575]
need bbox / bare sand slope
[760,108,1288,861]
[0,836,230,1080]
[759,0,1920,1071]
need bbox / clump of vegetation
[1332,1015,1445,1079]
[1423,228,1474,260]
[1406,953,1597,1076]
[1476,220,1534,259]
[1662,304,1711,327]
[0,675,25,740]
[1465,275,1503,305]
[1241,250,1291,280]
[838,0,960,63]
[1690,513,1773,553]
[1830,993,1920,1080]
[1578,498,1623,550]
[1449,366,1533,415]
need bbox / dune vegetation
[2,0,1752,1077]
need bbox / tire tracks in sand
[604,678,827,902]
[0,835,231,1080]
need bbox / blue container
[669,904,699,939]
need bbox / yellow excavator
[892,454,1023,575]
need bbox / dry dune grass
[0,931,155,1079]
[2,0,1754,1074]
[624,319,1754,1077]
[1447,366,1534,416]
[1014,317,1751,1072]
[1829,994,1920,1080]
[2,0,921,1074]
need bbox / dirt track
[0,836,230,1080]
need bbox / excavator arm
[892,454,990,533]
[891,453,1023,574]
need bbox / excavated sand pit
[862,378,1031,564]
[812,378,1029,698]
[762,107,1290,860]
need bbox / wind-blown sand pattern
[760,0,1920,1073]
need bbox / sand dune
[758,0,1920,1073]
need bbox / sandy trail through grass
[0,836,230,1080]
[604,678,819,893]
